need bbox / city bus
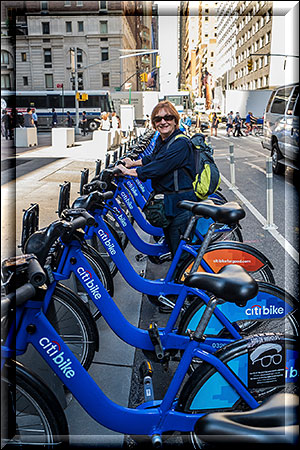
[1,90,115,130]
[163,92,192,114]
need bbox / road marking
[244,161,266,174]
[221,173,299,265]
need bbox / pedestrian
[65,111,73,128]
[210,112,219,137]
[32,109,38,128]
[184,114,192,134]
[111,112,118,131]
[52,108,58,128]
[81,111,88,135]
[233,112,242,137]
[115,100,197,259]
[23,108,35,128]
[179,114,188,133]
[244,111,257,135]
[101,112,110,131]
[144,114,151,129]
[1,110,13,139]
[226,111,234,136]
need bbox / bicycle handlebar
[1,283,37,317]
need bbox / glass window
[45,73,54,89]
[270,87,294,114]
[102,73,110,87]
[23,76,28,86]
[42,22,50,34]
[77,49,83,63]
[1,51,9,64]
[78,21,84,32]
[1,74,11,89]
[100,1,107,9]
[101,47,109,61]
[44,49,52,64]
[65,0,71,6]
[294,95,299,117]
[66,22,72,32]
[77,1,83,5]
[100,21,108,34]
[286,86,299,115]
[21,52,27,62]
[41,1,48,10]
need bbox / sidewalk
[1,132,149,447]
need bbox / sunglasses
[153,114,175,124]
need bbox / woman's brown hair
[151,101,180,129]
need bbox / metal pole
[229,143,237,189]
[74,47,80,135]
[263,157,278,230]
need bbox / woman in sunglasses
[116,100,197,257]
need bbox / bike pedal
[139,359,153,381]
[148,322,164,360]
[135,253,148,262]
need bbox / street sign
[124,82,132,90]
[57,83,63,88]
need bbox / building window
[42,22,50,34]
[100,21,108,34]
[101,48,109,61]
[100,1,107,9]
[64,0,71,6]
[77,49,83,64]
[41,1,48,11]
[66,21,72,33]
[23,76,28,86]
[78,21,84,32]
[1,50,10,64]
[1,74,11,89]
[44,49,52,67]
[102,73,110,87]
[45,73,53,88]
[77,1,83,5]
[100,37,108,41]
[21,52,27,62]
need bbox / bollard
[229,143,238,190]
[95,159,102,178]
[263,157,278,230]
[105,153,110,168]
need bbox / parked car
[261,83,299,174]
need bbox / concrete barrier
[52,128,75,148]
[15,127,37,147]
[92,130,112,158]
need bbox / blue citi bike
[1,253,298,448]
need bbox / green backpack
[169,133,221,200]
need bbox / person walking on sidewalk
[1,110,13,139]
[81,111,88,135]
[52,108,58,128]
[233,112,242,137]
[23,108,35,128]
[115,100,197,258]
[32,109,38,128]
[210,112,219,137]
[65,111,74,128]
[226,111,234,136]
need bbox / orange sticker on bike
[203,249,264,273]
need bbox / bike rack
[95,159,102,178]
[57,181,71,217]
[79,168,89,195]
[20,203,40,252]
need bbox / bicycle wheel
[176,334,298,449]
[174,250,274,284]
[71,245,114,321]
[1,360,69,448]
[178,283,298,372]
[47,284,99,370]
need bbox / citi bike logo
[97,229,117,255]
[135,179,145,193]
[113,207,127,228]
[77,266,102,300]
[245,304,284,316]
[120,191,134,210]
[39,337,75,379]
[126,180,138,197]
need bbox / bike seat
[177,199,245,224]
[194,393,299,445]
[184,264,258,306]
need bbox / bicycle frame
[2,297,262,437]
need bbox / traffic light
[247,58,253,71]
[140,72,147,82]
[76,92,88,101]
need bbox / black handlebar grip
[68,215,89,232]
[27,257,47,287]
[112,167,122,176]
[102,191,114,201]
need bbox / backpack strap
[164,133,194,193]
